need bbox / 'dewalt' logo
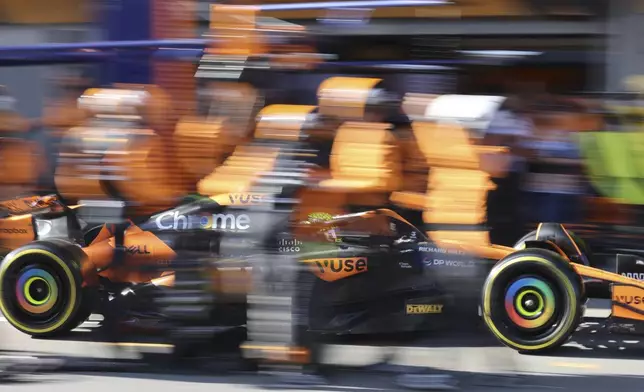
[406,304,444,314]
[305,258,368,282]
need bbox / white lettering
[211,213,251,230]
[419,246,465,255]
[420,246,447,253]
[433,259,475,268]
[279,247,301,252]
[622,272,644,280]
[236,214,250,230]
[156,211,174,230]
[155,212,252,231]
[174,212,187,230]
[212,214,235,229]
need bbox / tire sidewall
[0,240,87,336]
[482,249,583,352]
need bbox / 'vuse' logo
[228,193,267,205]
[305,257,368,282]
[614,295,644,305]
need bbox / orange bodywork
[0,195,70,251]
[572,263,644,321]
[611,284,644,321]
[0,214,36,250]
[82,223,176,284]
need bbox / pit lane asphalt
[4,299,644,391]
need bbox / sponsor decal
[200,213,251,230]
[305,257,368,282]
[419,246,445,253]
[612,284,644,320]
[0,228,28,234]
[228,193,268,205]
[614,295,644,305]
[155,211,251,231]
[278,239,302,253]
[126,245,151,255]
[399,261,412,269]
[418,245,465,255]
[622,272,644,281]
[155,211,186,230]
[406,304,443,314]
[425,258,476,268]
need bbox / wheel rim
[15,267,59,314]
[504,277,556,330]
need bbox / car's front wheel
[481,248,584,353]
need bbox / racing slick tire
[481,248,584,354]
[0,240,98,337]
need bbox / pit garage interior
[189,0,637,96]
[0,0,640,116]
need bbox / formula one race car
[0,144,641,356]
[3,187,644,355]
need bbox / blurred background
[1,0,638,244]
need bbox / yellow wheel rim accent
[0,249,77,335]
[515,289,544,317]
[482,255,578,352]
[24,277,51,306]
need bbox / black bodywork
[290,210,499,335]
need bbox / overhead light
[459,50,542,58]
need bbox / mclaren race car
[3,190,644,355]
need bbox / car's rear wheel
[0,241,97,337]
[481,249,584,353]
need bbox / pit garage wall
[605,0,644,92]
[0,24,99,118]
